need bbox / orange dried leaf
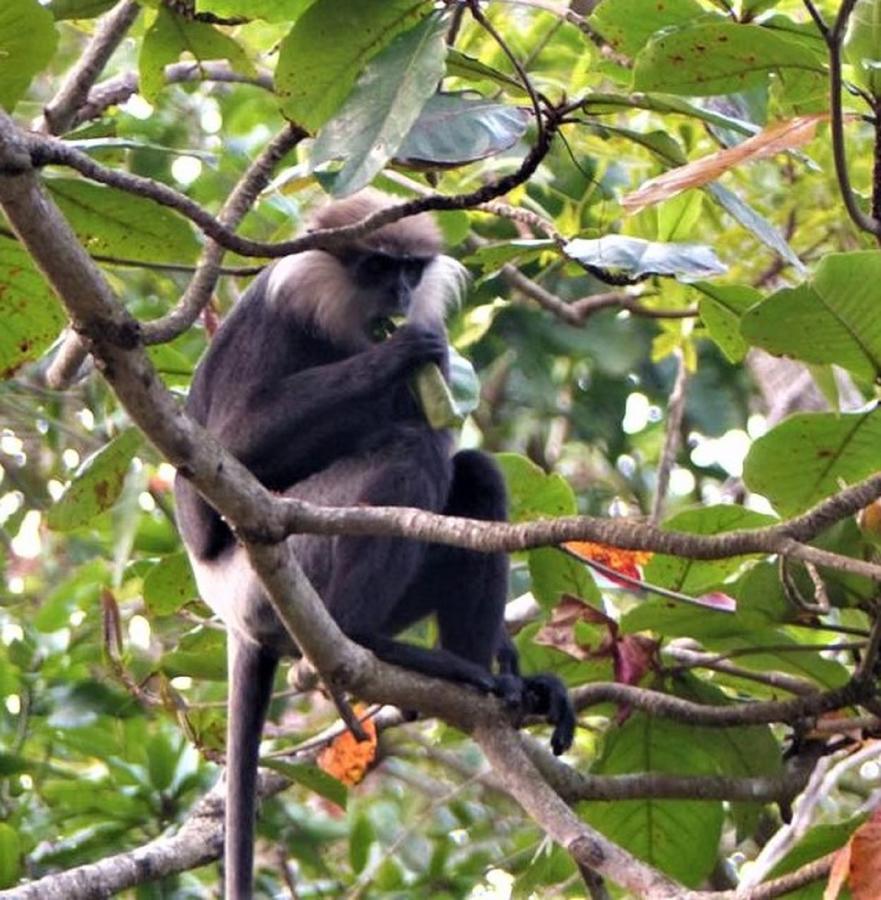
[621,115,825,214]
[564,540,652,580]
[317,713,378,787]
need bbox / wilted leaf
[622,116,823,213]
[565,236,726,281]
[846,803,881,900]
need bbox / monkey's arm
[215,325,446,487]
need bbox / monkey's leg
[409,450,577,755]
[224,634,278,900]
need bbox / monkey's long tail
[224,635,278,900]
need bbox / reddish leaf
[849,806,881,900]
[695,591,737,612]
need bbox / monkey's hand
[494,673,576,756]
[383,323,447,373]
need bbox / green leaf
[264,760,348,808]
[705,184,805,274]
[692,281,762,363]
[450,298,509,351]
[396,92,530,167]
[646,505,776,595]
[445,49,526,95]
[743,408,881,516]
[581,714,723,886]
[311,14,448,196]
[0,0,58,111]
[674,675,781,837]
[590,0,710,58]
[349,813,375,874]
[633,22,824,97]
[146,734,178,792]
[47,179,200,265]
[144,553,197,617]
[564,236,726,281]
[47,0,116,20]
[464,239,555,273]
[139,6,255,103]
[195,0,316,23]
[769,817,866,879]
[277,0,431,132]
[0,824,21,890]
[657,191,703,242]
[47,429,141,531]
[495,453,577,522]
[845,0,881,95]
[448,347,480,419]
[741,251,881,381]
[0,236,66,379]
[529,547,601,609]
[162,628,227,680]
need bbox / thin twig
[651,349,688,525]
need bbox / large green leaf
[276,0,431,132]
[144,553,198,617]
[311,15,447,197]
[741,252,881,381]
[645,505,775,595]
[692,281,763,363]
[0,0,57,111]
[590,0,710,58]
[581,714,724,887]
[47,179,200,265]
[0,237,66,379]
[633,22,824,97]
[396,93,530,167]
[195,0,316,22]
[139,6,255,103]
[744,407,881,516]
[564,236,726,281]
[529,547,601,609]
[47,0,116,20]
[495,453,576,522]
[47,429,141,531]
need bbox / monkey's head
[267,190,467,348]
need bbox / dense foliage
[3,0,881,897]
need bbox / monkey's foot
[493,673,576,756]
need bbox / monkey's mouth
[369,316,400,343]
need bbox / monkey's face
[349,251,430,320]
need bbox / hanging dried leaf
[317,711,378,787]
[621,116,825,214]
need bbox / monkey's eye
[356,253,396,283]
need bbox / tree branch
[39,0,141,136]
